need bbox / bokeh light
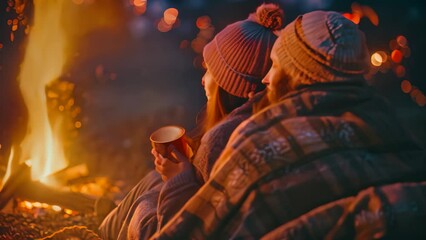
[401,80,412,93]
[75,121,82,129]
[391,49,403,63]
[163,8,178,25]
[179,40,189,49]
[417,94,426,107]
[157,18,172,32]
[371,52,383,66]
[196,16,211,30]
[133,0,146,7]
[396,35,408,47]
[394,65,405,78]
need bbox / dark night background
[1,0,425,194]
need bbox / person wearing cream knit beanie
[153,11,425,239]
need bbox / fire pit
[0,162,119,239]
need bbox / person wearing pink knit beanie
[98,4,286,240]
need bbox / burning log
[0,163,96,213]
[0,162,31,209]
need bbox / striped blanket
[152,82,425,239]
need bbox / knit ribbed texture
[203,4,283,98]
[274,11,370,87]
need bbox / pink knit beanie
[203,4,284,98]
[273,11,370,87]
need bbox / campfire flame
[0,0,124,190]
[16,0,69,184]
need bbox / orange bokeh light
[371,52,383,67]
[396,35,408,47]
[417,93,426,107]
[401,80,412,94]
[391,50,403,63]
[75,121,82,129]
[164,8,178,25]
[196,16,211,30]
[157,18,172,32]
[134,5,147,15]
[394,65,406,78]
[133,0,147,7]
[180,40,189,49]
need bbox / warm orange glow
[64,209,73,214]
[396,35,408,47]
[164,8,179,25]
[180,40,189,49]
[52,205,62,212]
[401,80,412,93]
[72,0,84,5]
[191,38,207,54]
[16,1,68,183]
[417,93,426,107]
[394,65,406,78]
[95,64,104,78]
[33,202,42,208]
[134,5,147,15]
[362,5,379,26]
[0,43,3,49]
[133,0,147,7]
[371,52,383,66]
[0,146,15,189]
[157,18,172,32]
[23,201,33,209]
[75,121,82,129]
[343,13,360,24]
[391,50,403,63]
[410,88,421,100]
[196,16,211,30]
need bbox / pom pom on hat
[249,3,284,30]
[203,3,285,98]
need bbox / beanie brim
[203,37,264,98]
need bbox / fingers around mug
[151,148,158,157]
